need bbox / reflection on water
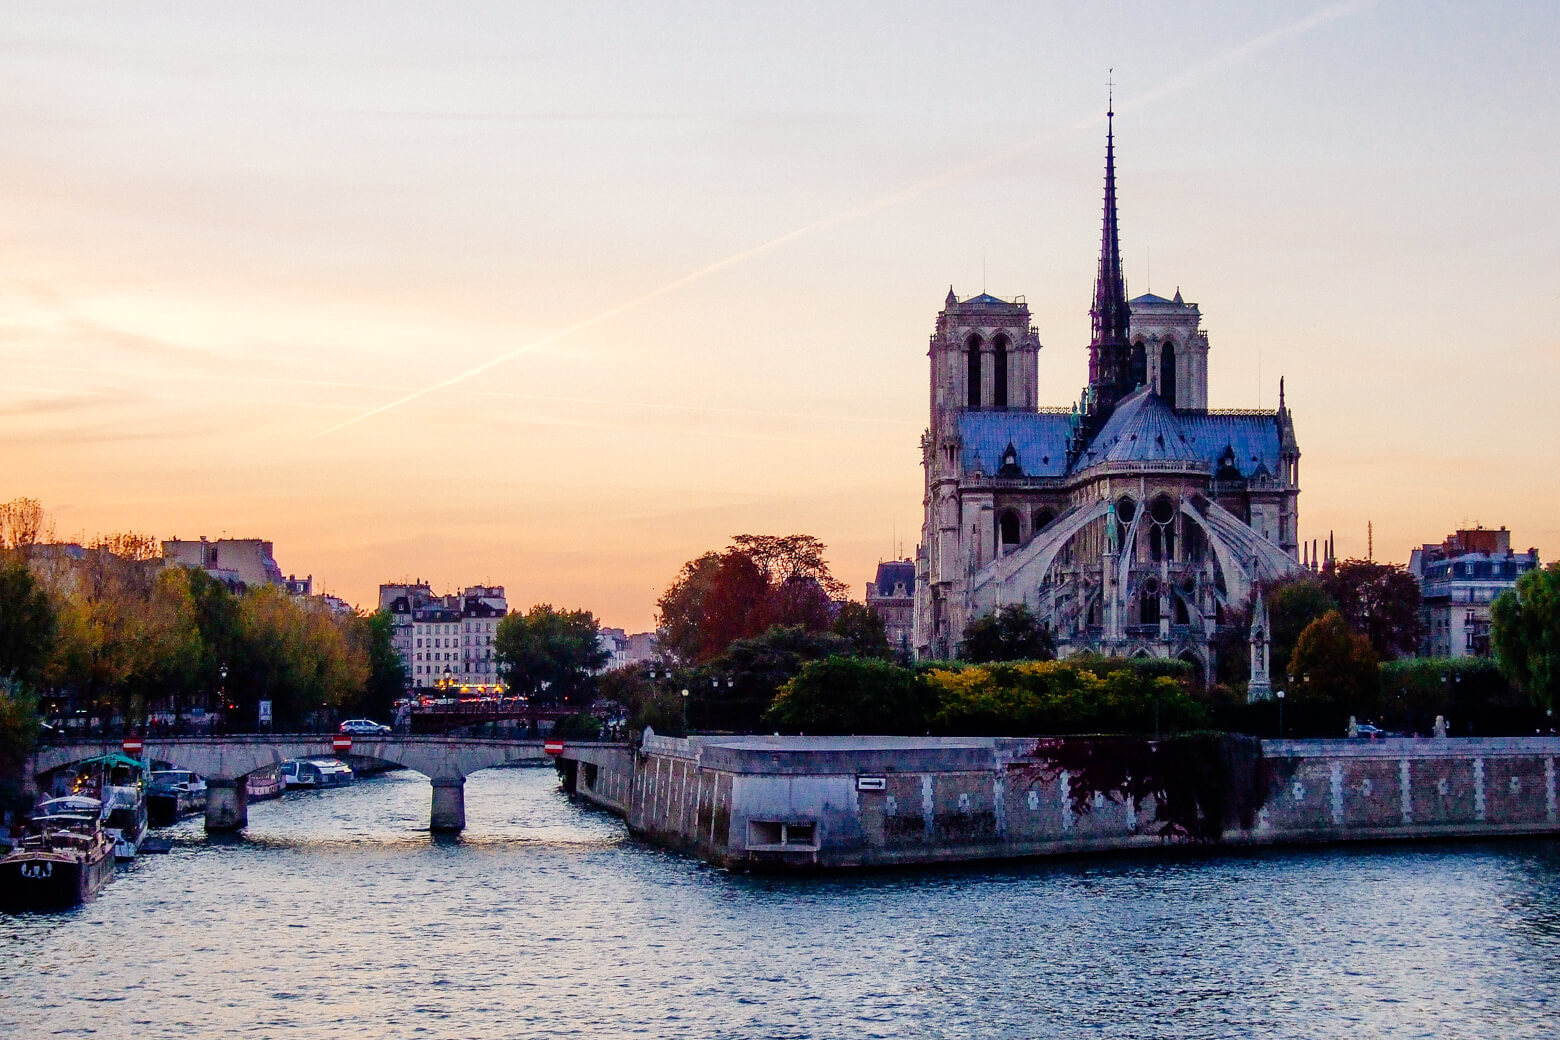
[4,767,1560,1039]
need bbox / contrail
[317,1,1370,438]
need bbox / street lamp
[681,688,690,734]
[1277,688,1286,739]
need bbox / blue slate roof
[958,411,1073,477]
[1129,291,1174,304]
[871,560,916,597]
[959,388,1283,481]
[1070,386,1282,477]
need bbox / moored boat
[147,770,208,825]
[0,805,116,912]
[246,767,284,802]
[280,758,354,788]
[70,755,149,860]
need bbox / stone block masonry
[560,734,1560,871]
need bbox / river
[3,767,1559,1039]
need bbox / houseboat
[0,803,116,912]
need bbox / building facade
[1409,528,1540,658]
[865,560,916,660]
[913,110,1302,681]
[380,582,508,691]
[162,537,291,592]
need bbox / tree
[1286,610,1380,732]
[0,497,54,555]
[959,604,1056,663]
[354,610,407,721]
[656,534,849,663]
[695,625,852,732]
[495,605,608,709]
[1492,563,1560,712]
[0,681,40,816]
[1264,575,1338,680]
[0,561,56,685]
[766,656,934,735]
[831,602,892,660]
[1319,559,1423,661]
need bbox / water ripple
[3,768,1559,1038]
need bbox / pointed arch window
[966,334,983,409]
[992,334,1009,409]
[1160,341,1177,408]
[998,510,1021,554]
[1130,340,1147,388]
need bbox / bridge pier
[206,777,248,831]
[430,776,466,832]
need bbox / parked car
[338,719,391,735]
[1353,724,1386,739]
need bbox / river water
[3,767,1559,1039]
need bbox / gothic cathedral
[913,108,1302,684]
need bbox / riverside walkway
[31,735,625,833]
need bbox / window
[1159,341,1177,407]
[999,511,1021,551]
[992,333,1008,408]
[966,334,983,409]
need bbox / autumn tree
[1319,559,1423,661]
[656,534,848,664]
[1264,575,1338,679]
[1286,610,1381,733]
[0,497,54,555]
[1492,563,1560,712]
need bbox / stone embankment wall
[561,734,1560,871]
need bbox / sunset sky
[3,1,1556,631]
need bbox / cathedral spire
[1088,88,1133,417]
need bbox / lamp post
[219,663,228,734]
[681,688,690,735]
[1277,688,1285,739]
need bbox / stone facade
[913,114,1301,677]
[380,582,507,691]
[1409,527,1540,657]
[562,734,1560,871]
[865,559,916,659]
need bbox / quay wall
[560,734,1560,870]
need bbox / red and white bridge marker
[332,735,353,753]
[544,740,564,756]
[122,737,144,756]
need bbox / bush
[549,713,603,740]
[926,661,1205,737]
[766,656,935,734]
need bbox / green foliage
[831,602,892,660]
[694,625,851,731]
[0,681,40,816]
[354,609,407,720]
[0,561,56,685]
[494,604,607,707]
[1319,559,1424,661]
[550,712,603,740]
[1265,575,1338,678]
[1283,610,1380,735]
[959,604,1056,664]
[1378,656,1533,736]
[766,656,937,734]
[927,661,1203,737]
[1492,563,1560,712]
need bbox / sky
[2,1,1556,631]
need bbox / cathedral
[913,107,1302,685]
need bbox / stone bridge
[30,735,561,833]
